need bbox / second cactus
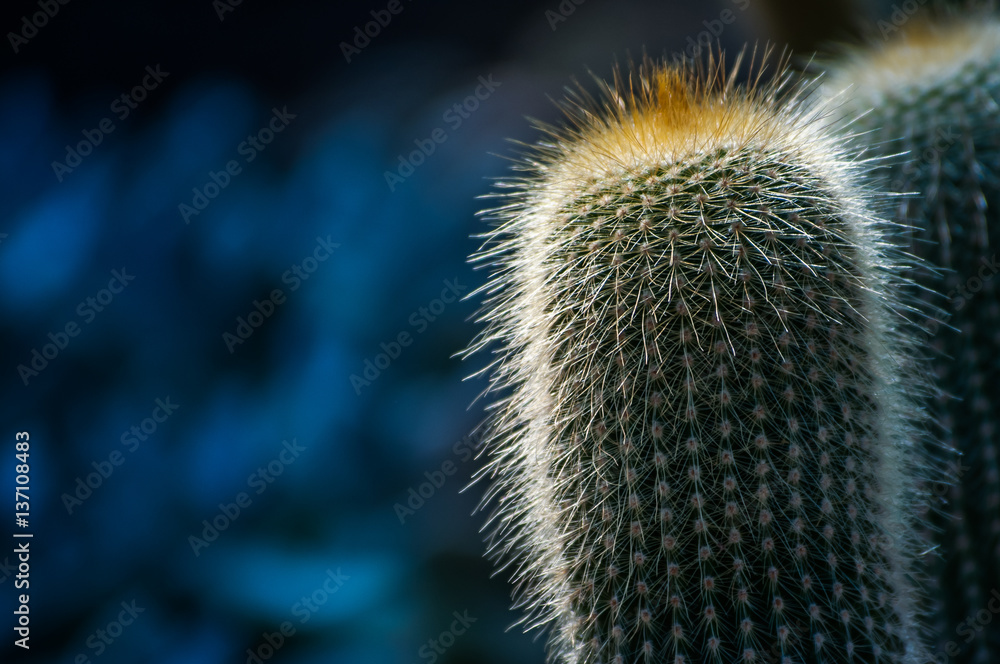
[470,57,929,663]
[822,15,1000,663]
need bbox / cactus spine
[823,16,1000,663]
[468,57,929,663]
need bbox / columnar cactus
[468,57,930,663]
[822,16,1000,663]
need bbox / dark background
[0,0,917,662]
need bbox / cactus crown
[468,55,930,664]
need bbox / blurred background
[0,0,951,662]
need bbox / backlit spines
[822,16,1000,662]
[468,57,929,663]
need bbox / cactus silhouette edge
[467,54,933,664]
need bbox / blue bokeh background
[0,0,898,662]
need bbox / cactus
[467,55,930,664]
[822,16,1000,662]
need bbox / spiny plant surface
[467,56,931,664]
[823,17,1000,662]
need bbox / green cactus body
[823,18,1000,663]
[469,59,928,663]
